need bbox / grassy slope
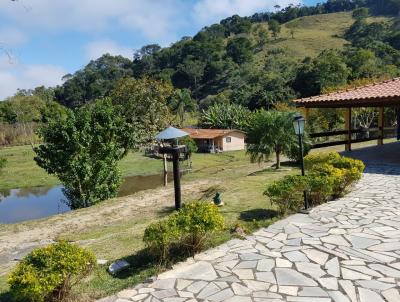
[254,12,389,62]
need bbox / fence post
[378,107,384,145]
[345,107,352,151]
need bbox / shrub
[306,173,334,205]
[305,152,364,196]
[143,215,180,261]
[8,241,96,302]
[264,175,307,214]
[143,201,224,260]
[176,201,225,254]
[265,152,365,214]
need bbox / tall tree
[55,54,133,108]
[34,99,136,209]
[246,110,297,169]
[110,77,174,143]
[169,89,196,126]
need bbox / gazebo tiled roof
[294,77,400,108]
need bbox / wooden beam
[378,107,384,145]
[345,107,352,151]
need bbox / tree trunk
[276,151,281,169]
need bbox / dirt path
[0,179,215,276]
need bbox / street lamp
[156,126,189,210]
[293,114,309,212]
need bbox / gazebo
[294,78,400,151]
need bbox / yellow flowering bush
[8,241,96,302]
[266,152,365,212]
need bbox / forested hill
[5,0,400,112]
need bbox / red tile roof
[181,128,244,139]
[294,77,400,107]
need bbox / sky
[0,0,321,100]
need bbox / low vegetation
[144,201,224,261]
[8,242,96,302]
[265,152,365,214]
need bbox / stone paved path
[99,164,400,302]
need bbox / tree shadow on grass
[239,208,279,222]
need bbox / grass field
[0,146,296,300]
[253,12,390,61]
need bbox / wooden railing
[311,127,397,149]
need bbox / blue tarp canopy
[155,126,189,140]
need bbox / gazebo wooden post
[345,107,352,152]
[378,107,384,145]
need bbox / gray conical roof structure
[155,126,189,140]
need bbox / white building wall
[221,132,245,151]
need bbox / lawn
[0,146,296,301]
[0,139,392,300]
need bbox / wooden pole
[345,107,352,152]
[163,153,168,186]
[378,107,384,145]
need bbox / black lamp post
[156,127,189,210]
[293,114,309,212]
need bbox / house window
[225,137,231,143]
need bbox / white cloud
[85,40,132,61]
[0,27,27,46]
[193,0,302,25]
[0,0,187,43]
[0,57,66,100]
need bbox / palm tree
[169,89,196,127]
[246,110,297,169]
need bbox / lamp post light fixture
[293,114,309,212]
[156,127,189,210]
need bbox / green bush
[266,152,365,213]
[8,241,96,302]
[176,201,225,254]
[264,175,307,214]
[306,173,334,205]
[143,201,224,261]
[305,152,364,196]
[143,215,180,261]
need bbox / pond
[0,173,172,224]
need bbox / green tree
[55,54,133,108]
[352,7,369,20]
[226,37,253,64]
[169,89,197,126]
[246,110,297,169]
[110,77,174,143]
[268,19,281,40]
[34,99,136,209]
[200,103,250,130]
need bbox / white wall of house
[221,131,245,151]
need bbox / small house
[181,128,246,153]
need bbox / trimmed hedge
[8,241,96,302]
[265,152,364,214]
[143,201,224,261]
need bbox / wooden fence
[311,127,397,149]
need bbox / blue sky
[0,0,321,100]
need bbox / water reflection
[0,173,172,224]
